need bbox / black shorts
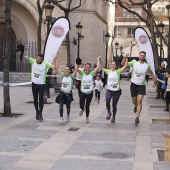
[130,82,146,97]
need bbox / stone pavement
[0,79,170,170]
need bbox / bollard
[164,134,170,162]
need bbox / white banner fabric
[135,27,155,76]
[44,17,70,63]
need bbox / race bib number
[34,73,41,80]
[111,83,118,89]
[83,85,90,89]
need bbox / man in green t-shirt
[22,53,56,122]
[122,51,157,125]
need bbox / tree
[104,0,168,68]
[52,0,82,65]
[3,0,12,116]
[37,0,48,52]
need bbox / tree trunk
[3,0,12,116]
[65,11,71,65]
[37,14,42,52]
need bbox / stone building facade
[0,0,115,73]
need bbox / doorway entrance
[0,22,16,71]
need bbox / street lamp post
[76,22,83,59]
[105,32,110,68]
[44,2,55,99]
[119,46,123,67]
[115,41,119,58]
[158,22,165,64]
[166,2,170,68]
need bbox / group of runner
[21,50,157,125]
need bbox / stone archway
[0,23,17,71]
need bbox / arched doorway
[0,22,16,71]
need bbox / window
[127,28,135,37]
[123,9,142,18]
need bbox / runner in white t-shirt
[122,51,157,125]
[77,56,101,123]
[55,57,78,124]
[94,75,103,103]
[101,54,129,123]
[22,53,56,122]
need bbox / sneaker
[106,113,111,120]
[135,117,140,125]
[86,117,90,123]
[59,117,63,124]
[111,116,115,123]
[39,115,43,122]
[67,116,70,122]
[164,108,169,111]
[134,106,137,113]
[79,109,85,116]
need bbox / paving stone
[51,159,134,170]
[153,162,170,170]
[77,132,136,143]
[0,155,21,170]
[65,143,135,158]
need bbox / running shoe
[134,106,137,113]
[86,117,90,123]
[164,108,169,111]
[106,113,111,120]
[135,117,140,125]
[59,117,63,124]
[111,116,115,123]
[79,109,85,116]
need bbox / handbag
[55,93,61,104]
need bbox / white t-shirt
[61,73,74,94]
[94,80,103,91]
[29,58,51,84]
[80,71,95,94]
[129,61,151,85]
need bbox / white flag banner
[134,27,155,76]
[44,17,70,63]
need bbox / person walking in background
[155,62,165,99]
[75,62,84,97]
[161,70,167,101]
[94,75,103,103]
[55,57,78,124]
[101,54,129,123]
[121,51,157,125]
[78,57,101,123]
[164,70,170,111]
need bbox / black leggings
[32,83,45,115]
[80,92,93,117]
[95,89,100,100]
[165,91,170,108]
